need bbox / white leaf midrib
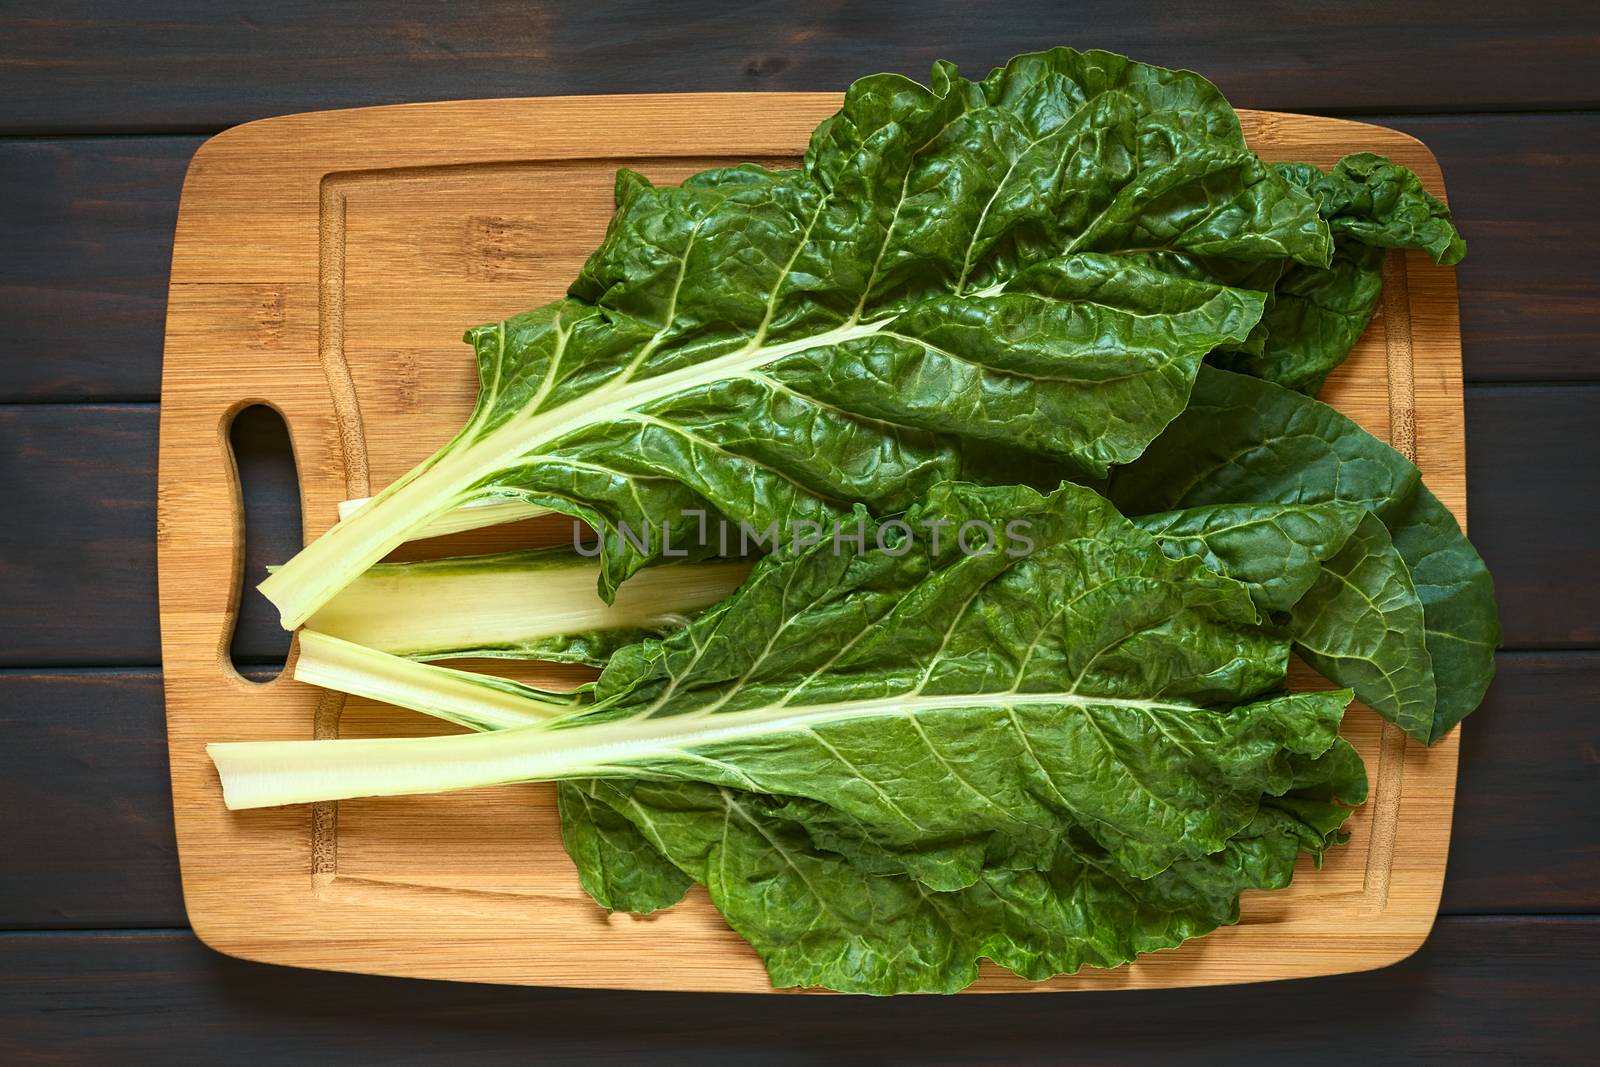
[212,686,1211,810]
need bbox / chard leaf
[561,481,1339,881]
[1107,367,1499,741]
[1209,242,1387,394]
[575,734,1363,994]
[1123,253,1287,358]
[1135,501,1439,735]
[1133,500,1366,613]
[557,780,692,914]
[259,48,1328,629]
[1382,483,1504,740]
[1288,512,1437,738]
[1107,366,1420,516]
[216,479,1367,993]
[1212,153,1465,393]
[214,482,1352,880]
[1277,154,1466,266]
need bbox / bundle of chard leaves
[213,48,1497,994]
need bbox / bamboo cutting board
[158,94,1466,992]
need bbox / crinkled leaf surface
[1107,367,1498,741]
[259,47,1330,628]
[217,480,1367,992]
[548,481,1346,882]
[571,734,1363,993]
[229,484,1349,864]
[557,779,693,914]
[1211,153,1466,393]
[1133,500,1365,614]
[1134,500,1439,735]
[1210,242,1388,394]
[1280,153,1466,266]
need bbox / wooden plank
[0,405,159,666]
[155,98,1468,991]
[0,384,1582,668]
[3,2,1599,134]
[0,654,1586,930]
[1443,652,1600,914]
[0,670,185,929]
[0,919,1595,1062]
[2,116,1595,403]
[1465,384,1600,649]
[0,138,197,401]
[1385,114,1600,383]
[0,404,291,667]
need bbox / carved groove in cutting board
[1360,253,1420,915]
[159,96,1464,991]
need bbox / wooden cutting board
[158,94,1466,992]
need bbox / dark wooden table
[2,4,1597,1062]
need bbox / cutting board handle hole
[228,404,301,680]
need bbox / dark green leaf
[219,480,1366,993]
[555,482,1346,881]
[260,47,1328,627]
[557,780,692,913]
[1277,154,1466,266]
[1208,153,1467,393]
[1133,500,1366,614]
[1210,242,1387,394]
[1289,512,1436,739]
[1107,367,1499,741]
[1384,484,1502,740]
[576,729,1363,994]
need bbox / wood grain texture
[0,654,1586,931]
[8,116,1593,403]
[156,97,1466,991]
[4,1,1599,133]
[1,919,1596,1064]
